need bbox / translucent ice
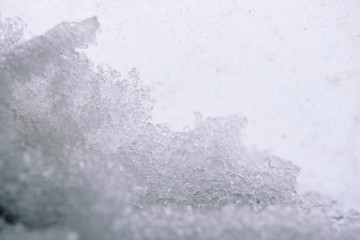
[0,17,359,240]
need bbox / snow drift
[0,17,359,240]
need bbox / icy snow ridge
[0,17,359,240]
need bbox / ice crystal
[0,17,359,240]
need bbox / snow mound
[0,17,359,240]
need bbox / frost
[0,17,359,239]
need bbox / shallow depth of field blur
[0,1,359,239]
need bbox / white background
[1,0,359,210]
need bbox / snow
[1,0,360,238]
[0,16,360,239]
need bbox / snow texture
[0,17,359,240]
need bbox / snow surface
[1,0,359,212]
[0,16,360,239]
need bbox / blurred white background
[1,0,359,210]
